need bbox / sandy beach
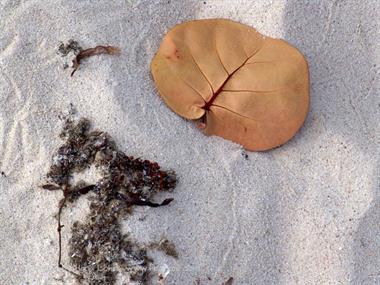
[0,0,379,284]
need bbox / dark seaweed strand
[41,117,177,284]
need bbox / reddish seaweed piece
[71,45,120,76]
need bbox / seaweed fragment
[57,40,83,57]
[42,116,177,284]
[71,45,120,76]
[57,40,83,70]
[56,40,120,76]
[41,184,61,191]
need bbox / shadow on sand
[283,1,379,284]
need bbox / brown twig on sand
[57,194,84,280]
[71,45,120,76]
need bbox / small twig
[60,264,83,279]
[57,195,67,268]
[57,185,83,279]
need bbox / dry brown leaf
[151,19,309,151]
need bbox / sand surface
[0,1,379,284]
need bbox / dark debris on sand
[57,40,120,76]
[42,117,177,284]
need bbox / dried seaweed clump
[42,117,176,284]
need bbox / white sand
[0,0,379,284]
